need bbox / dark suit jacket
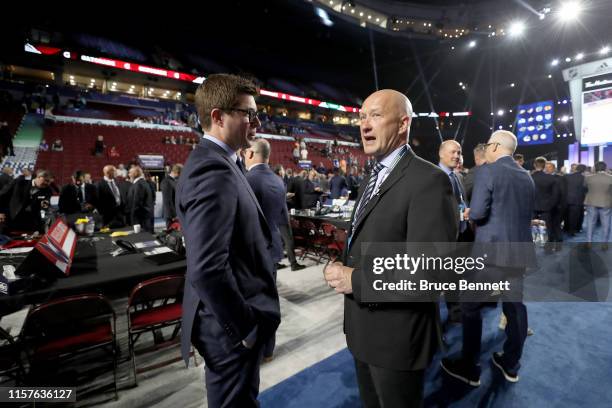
[177,138,280,363]
[343,147,458,371]
[532,170,560,212]
[329,175,348,199]
[470,156,536,267]
[287,176,305,209]
[126,178,154,231]
[0,173,12,191]
[463,165,484,204]
[160,175,177,221]
[58,183,97,214]
[0,177,51,231]
[246,164,288,263]
[96,179,123,225]
[564,172,586,206]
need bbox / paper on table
[0,247,35,254]
[134,240,162,249]
[143,246,173,256]
[0,305,31,338]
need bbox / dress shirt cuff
[241,324,258,349]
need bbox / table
[0,230,186,314]
[291,211,351,230]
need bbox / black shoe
[491,352,519,383]
[291,263,306,271]
[276,263,288,270]
[440,358,481,386]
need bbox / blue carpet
[261,226,612,407]
[261,303,612,407]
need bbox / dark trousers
[279,223,298,265]
[566,204,584,234]
[461,273,527,370]
[354,358,424,408]
[536,211,562,243]
[193,311,265,408]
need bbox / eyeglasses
[223,107,259,123]
[484,142,500,151]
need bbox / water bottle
[532,225,539,242]
[538,224,548,246]
[316,201,321,214]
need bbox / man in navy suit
[244,138,288,361]
[441,130,535,385]
[176,74,280,407]
[532,156,561,251]
[329,168,348,199]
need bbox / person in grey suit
[324,89,457,407]
[584,161,612,248]
[160,164,182,227]
[176,74,279,407]
[441,130,536,386]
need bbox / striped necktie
[353,161,385,226]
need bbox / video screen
[515,100,554,146]
[581,73,612,146]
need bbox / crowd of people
[0,162,184,237]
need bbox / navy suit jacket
[177,138,280,363]
[532,170,560,212]
[329,175,348,199]
[246,164,287,263]
[470,156,536,267]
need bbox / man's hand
[463,207,470,221]
[324,261,354,294]
[0,213,6,224]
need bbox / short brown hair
[195,74,259,131]
[534,156,547,169]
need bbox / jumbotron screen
[581,72,612,146]
[515,100,554,146]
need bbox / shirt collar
[438,162,454,176]
[379,144,408,169]
[104,176,115,182]
[203,134,237,162]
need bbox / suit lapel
[350,150,414,242]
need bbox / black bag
[157,229,185,255]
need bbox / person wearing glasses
[176,74,280,407]
[324,89,457,407]
[441,130,536,386]
[0,169,52,234]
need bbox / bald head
[360,89,413,159]
[244,138,272,170]
[439,140,462,169]
[484,130,517,163]
[103,165,116,179]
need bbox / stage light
[575,52,584,60]
[565,57,572,62]
[551,59,559,66]
[510,83,515,87]
[462,86,466,90]
[459,82,463,86]
[558,2,582,22]
[468,40,477,48]
[548,74,553,78]
[508,21,526,37]
[600,46,610,55]
[497,109,505,116]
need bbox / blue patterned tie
[353,161,385,227]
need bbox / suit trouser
[586,206,612,242]
[354,358,424,408]
[566,204,584,234]
[193,311,265,408]
[461,272,527,370]
[279,223,298,265]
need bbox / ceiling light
[551,59,559,66]
[600,46,610,55]
[497,109,505,116]
[508,21,526,37]
[548,74,553,78]
[510,83,515,87]
[558,1,583,22]
[469,40,477,48]
[576,52,584,60]
[565,57,572,62]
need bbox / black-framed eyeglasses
[222,107,259,123]
[484,142,500,151]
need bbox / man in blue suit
[441,130,535,386]
[176,74,280,407]
[244,138,289,361]
[329,168,348,199]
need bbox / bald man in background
[324,89,457,407]
[441,130,535,386]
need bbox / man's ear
[211,108,224,128]
[399,115,410,134]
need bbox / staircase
[0,113,44,175]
